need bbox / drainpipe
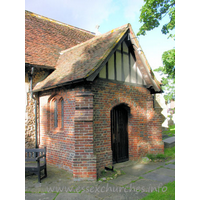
[30,67,38,148]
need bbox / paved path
[25,160,175,200]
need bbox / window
[54,99,58,128]
[61,99,64,128]
[48,95,64,131]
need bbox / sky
[25,0,175,81]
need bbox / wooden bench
[25,147,47,183]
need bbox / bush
[146,154,156,160]
[146,153,166,160]
[156,154,166,159]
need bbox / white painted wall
[116,51,122,81]
[108,54,115,80]
[99,42,146,86]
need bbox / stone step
[163,136,175,148]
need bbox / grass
[146,153,166,161]
[131,176,144,183]
[53,192,59,200]
[140,181,175,200]
[146,146,175,162]
[97,168,125,181]
[163,125,175,137]
[146,124,175,162]
[164,146,175,161]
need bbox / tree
[137,0,175,101]
[154,49,175,101]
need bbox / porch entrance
[111,104,129,164]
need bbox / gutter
[32,78,85,93]
[29,67,38,148]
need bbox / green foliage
[154,48,175,101]
[163,125,175,136]
[141,181,175,200]
[146,153,166,160]
[164,146,175,160]
[154,49,175,78]
[137,0,175,101]
[137,0,175,37]
[146,154,156,160]
[156,153,166,159]
[53,193,60,200]
[147,145,175,161]
[161,49,175,78]
[101,170,106,175]
[98,169,125,181]
[158,76,175,101]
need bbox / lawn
[164,146,175,161]
[140,181,175,200]
[146,145,175,161]
[147,124,175,161]
[142,129,175,200]
[163,125,175,137]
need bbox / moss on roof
[33,24,129,91]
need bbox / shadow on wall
[92,80,164,172]
[154,98,165,126]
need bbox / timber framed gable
[98,35,147,87]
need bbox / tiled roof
[25,10,95,68]
[27,12,161,93]
[33,24,129,91]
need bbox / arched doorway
[111,104,129,163]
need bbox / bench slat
[25,147,47,183]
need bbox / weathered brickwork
[39,87,76,172]
[73,92,97,180]
[91,78,164,175]
[25,11,164,181]
[38,86,97,180]
[33,78,163,181]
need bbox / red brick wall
[91,78,164,174]
[39,87,76,172]
[38,79,163,181]
[73,92,96,181]
[39,86,97,180]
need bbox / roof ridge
[25,10,95,36]
[60,23,129,55]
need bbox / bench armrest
[36,154,46,161]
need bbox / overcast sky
[25,0,175,80]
